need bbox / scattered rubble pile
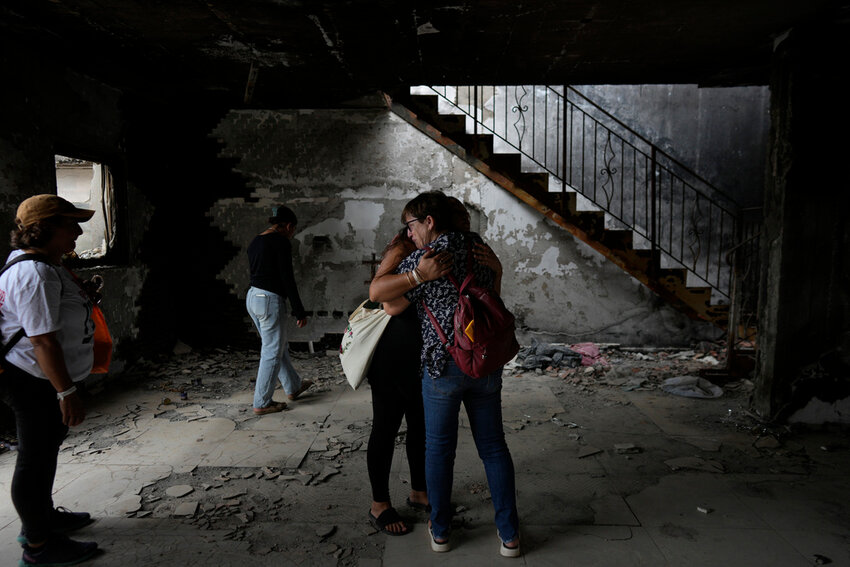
[511,338,754,398]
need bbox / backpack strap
[420,240,476,346]
[422,299,450,346]
[0,253,52,358]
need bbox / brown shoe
[287,379,314,401]
[253,401,287,415]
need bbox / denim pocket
[249,293,270,320]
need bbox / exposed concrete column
[755,17,850,420]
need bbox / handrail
[562,87,741,208]
[411,85,758,302]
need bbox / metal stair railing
[413,85,756,302]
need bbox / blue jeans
[422,361,519,543]
[246,286,303,408]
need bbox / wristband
[57,386,77,400]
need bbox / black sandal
[368,508,410,536]
[406,497,432,512]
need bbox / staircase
[389,85,761,331]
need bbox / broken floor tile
[664,456,725,473]
[681,438,722,452]
[316,525,336,539]
[615,443,642,454]
[165,484,195,497]
[578,446,604,458]
[107,495,142,515]
[174,501,199,517]
[316,467,340,483]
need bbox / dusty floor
[1,344,848,566]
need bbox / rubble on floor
[510,339,753,399]
[3,340,832,566]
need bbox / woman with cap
[246,204,313,415]
[0,194,100,565]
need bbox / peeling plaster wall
[210,108,716,346]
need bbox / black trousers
[366,310,426,503]
[367,368,427,502]
[0,365,68,542]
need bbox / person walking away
[246,204,313,415]
[0,194,101,566]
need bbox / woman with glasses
[371,191,520,557]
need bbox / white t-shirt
[0,250,94,381]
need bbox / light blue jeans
[246,286,303,408]
[422,360,519,543]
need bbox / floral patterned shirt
[398,231,494,377]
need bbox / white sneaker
[429,525,450,552]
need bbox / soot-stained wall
[208,108,718,347]
[0,49,146,371]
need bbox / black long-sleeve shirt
[247,232,307,319]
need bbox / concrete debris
[514,338,584,370]
[173,341,193,355]
[316,467,341,483]
[614,443,642,454]
[17,344,836,566]
[682,438,722,452]
[316,525,336,539]
[664,457,725,473]
[661,376,724,398]
[109,495,143,515]
[261,467,280,480]
[578,446,604,458]
[754,435,782,449]
[174,501,199,517]
[165,485,195,498]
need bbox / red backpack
[422,246,519,378]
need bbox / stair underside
[391,94,729,328]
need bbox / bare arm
[369,248,452,303]
[29,333,86,426]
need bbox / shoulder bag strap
[0,253,52,357]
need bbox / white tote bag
[339,300,392,390]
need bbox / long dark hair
[382,226,416,258]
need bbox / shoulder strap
[420,240,477,345]
[0,253,52,357]
[0,253,51,277]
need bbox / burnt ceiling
[0,0,843,109]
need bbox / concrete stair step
[396,93,732,328]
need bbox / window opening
[54,155,116,259]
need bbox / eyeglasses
[403,218,423,232]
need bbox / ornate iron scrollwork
[511,86,528,148]
[599,132,617,207]
[686,197,704,270]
